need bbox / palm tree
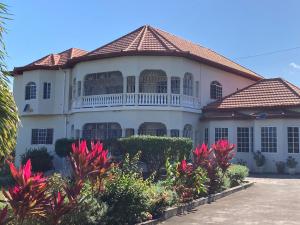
[0,3,19,160]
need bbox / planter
[255,165,264,173]
[288,167,296,175]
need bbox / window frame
[261,127,277,153]
[183,73,193,96]
[25,82,37,100]
[171,77,180,94]
[215,128,228,142]
[43,82,51,99]
[237,127,250,152]
[31,128,53,145]
[210,81,222,100]
[288,127,299,153]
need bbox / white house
[12,25,299,172]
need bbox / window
[43,82,51,99]
[72,78,76,99]
[183,124,193,138]
[261,127,277,152]
[139,70,167,93]
[25,82,36,100]
[183,73,193,96]
[82,123,122,140]
[31,129,53,144]
[127,76,135,93]
[215,128,228,142]
[195,81,199,97]
[288,127,299,153]
[237,127,250,152]
[250,127,254,152]
[171,129,180,137]
[84,71,123,96]
[125,128,134,137]
[171,77,180,94]
[71,125,75,138]
[138,122,167,136]
[204,128,209,144]
[210,81,222,100]
[77,81,82,97]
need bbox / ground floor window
[288,127,299,153]
[215,128,228,142]
[204,128,209,144]
[125,128,134,137]
[237,127,250,152]
[171,129,180,137]
[183,124,193,139]
[82,123,122,140]
[261,127,277,152]
[138,122,167,136]
[31,128,53,144]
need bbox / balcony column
[167,76,171,105]
[180,77,183,105]
[123,75,127,105]
[135,75,139,105]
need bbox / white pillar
[167,76,171,105]
[135,75,139,105]
[123,76,127,94]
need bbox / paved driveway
[161,176,300,225]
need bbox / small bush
[286,156,298,168]
[226,164,249,187]
[20,147,53,172]
[119,136,192,173]
[253,151,265,167]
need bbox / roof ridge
[137,25,148,50]
[278,77,300,99]
[150,26,182,51]
[125,25,145,51]
[148,26,173,51]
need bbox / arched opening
[183,73,193,96]
[82,122,122,140]
[139,70,167,93]
[138,122,167,136]
[25,82,36,100]
[183,124,193,139]
[84,71,123,96]
[210,81,222,100]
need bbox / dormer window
[210,81,222,100]
[25,82,36,100]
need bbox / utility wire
[234,46,300,60]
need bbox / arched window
[183,124,193,139]
[139,70,167,93]
[25,82,36,100]
[210,81,222,100]
[84,71,123,96]
[183,73,193,96]
[138,122,167,136]
[82,122,122,140]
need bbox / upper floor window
[139,70,167,93]
[261,127,277,152]
[127,76,135,93]
[84,71,123,96]
[31,128,53,144]
[25,82,36,100]
[183,73,193,96]
[43,82,51,99]
[210,81,222,100]
[171,77,180,94]
[77,81,82,97]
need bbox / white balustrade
[78,93,201,109]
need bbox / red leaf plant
[2,160,50,223]
[0,206,9,225]
[193,143,213,168]
[212,140,235,173]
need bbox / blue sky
[3,0,300,85]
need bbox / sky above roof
[3,0,300,86]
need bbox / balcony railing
[73,93,201,110]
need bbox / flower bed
[0,139,249,225]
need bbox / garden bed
[138,181,254,225]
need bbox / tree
[0,3,18,160]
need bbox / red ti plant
[2,160,50,223]
[0,206,9,225]
[212,140,235,173]
[193,143,213,168]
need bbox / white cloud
[290,62,300,69]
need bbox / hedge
[119,136,193,173]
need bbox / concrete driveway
[161,176,300,225]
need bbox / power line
[234,46,300,60]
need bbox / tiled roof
[204,78,300,110]
[13,48,87,74]
[69,25,261,81]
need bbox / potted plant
[275,161,285,174]
[286,156,298,175]
[253,151,265,173]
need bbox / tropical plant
[0,3,19,160]
[226,164,249,187]
[286,156,298,169]
[275,161,285,174]
[253,151,266,167]
[20,147,53,172]
[212,140,235,173]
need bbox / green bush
[226,164,249,187]
[119,136,193,173]
[20,147,53,172]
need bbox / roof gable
[205,78,300,110]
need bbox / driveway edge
[137,181,254,225]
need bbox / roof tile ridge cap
[31,54,52,66]
[149,27,181,51]
[204,79,265,108]
[137,25,148,50]
[151,27,183,52]
[125,25,146,51]
[278,77,300,99]
[87,25,146,55]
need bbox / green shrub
[226,164,249,187]
[20,147,53,172]
[119,136,192,173]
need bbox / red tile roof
[204,78,300,110]
[13,48,87,75]
[68,25,261,81]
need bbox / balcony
[73,93,201,110]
